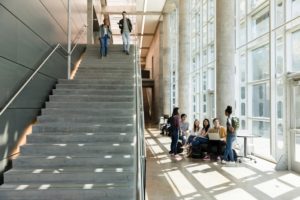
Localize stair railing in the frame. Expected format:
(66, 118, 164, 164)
(0, 25, 87, 118)
(133, 36, 146, 200)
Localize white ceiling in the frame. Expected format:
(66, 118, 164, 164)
(104, 0, 166, 60)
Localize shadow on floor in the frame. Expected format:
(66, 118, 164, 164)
(145, 128, 300, 200)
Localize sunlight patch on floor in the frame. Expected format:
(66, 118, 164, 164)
(278, 173, 300, 187)
(165, 170, 197, 196)
(221, 166, 256, 179)
(186, 165, 230, 188)
(215, 188, 258, 200)
(245, 157, 276, 172)
(254, 179, 294, 198)
(157, 137, 172, 144)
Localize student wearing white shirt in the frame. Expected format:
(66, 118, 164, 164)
(186, 119, 200, 145)
(179, 114, 189, 145)
(118, 11, 132, 55)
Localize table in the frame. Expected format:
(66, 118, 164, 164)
(237, 134, 260, 163)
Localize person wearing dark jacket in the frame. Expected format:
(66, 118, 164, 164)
(99, 19, 112, 58)
(118, 11, 132, 55)
(169, 107, 180, 156)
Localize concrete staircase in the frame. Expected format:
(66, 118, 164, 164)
(0, 45, 137, 199)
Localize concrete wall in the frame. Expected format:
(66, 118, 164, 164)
(0, 0, 87, 173)
(145, 23, 163, 124)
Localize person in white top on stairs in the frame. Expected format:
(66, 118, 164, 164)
(118, 11, 132, 55)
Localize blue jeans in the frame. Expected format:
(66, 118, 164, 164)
(170, 128, 179, 154)
(187, 135, 196, 144)
(223, 133, 236, 161)
(191, 137, 208, 147)
(122, 32, 131, 52)
(100, 35, 109, 56)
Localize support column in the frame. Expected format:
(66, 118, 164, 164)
(216, 0, 235, 124)
(158, 21, 165, 119)
(178, 0, 190, 115)
(87, 0, 94, 44)
(162, 14, 171, 116)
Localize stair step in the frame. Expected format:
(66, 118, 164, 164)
(78, 65, 133, 70)
(5, 168, 134, 184)
(80, 59, 134, 64)
(41, 107, 133, 116)
(74, 75, 134, 79)
(49, 95, 133, 102)
(13, 155, 134, 168)
(27, 133, 134, 143)
(75, 73, 133, 77)
(53, 89, 133, 96)
(0, 185, 133, 200)
(75, 71, 133, 76)
(32, 123, 133, 133)
(37, 115, 133, 123)
(56, 84, 133, 90)
(20, 143, 133, 156)
(80, 59, 134, 63)
(76, 67, 133, 72)
(58, 79, 134, 85)
(46, 102, 133, 109)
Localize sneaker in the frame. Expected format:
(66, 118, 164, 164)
(228, 161, 236, 166)
(203, 155, 210, 161)
(217, 156, 221, 161)
(221, 160, 227, 164)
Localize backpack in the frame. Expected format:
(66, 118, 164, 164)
(231, 117, 240, 131)
(167, 116, 175, 132)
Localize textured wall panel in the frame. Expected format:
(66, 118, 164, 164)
(0, 0, 87, 173)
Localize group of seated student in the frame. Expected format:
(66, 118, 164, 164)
(169, 106, 237, 165)
(184, 118, 225, 160)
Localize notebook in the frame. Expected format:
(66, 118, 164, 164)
(208, 133, 221, 141)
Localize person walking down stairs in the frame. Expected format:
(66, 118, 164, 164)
(118, 11, 132, 55)
(99, 18, 112, 59)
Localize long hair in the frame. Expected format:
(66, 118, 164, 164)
(193, 119, 200, 132)
(172, 107, 179, 116)
(202, 118, 210, 132)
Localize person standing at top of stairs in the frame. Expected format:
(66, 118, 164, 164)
(99, 18, 112, 59)
(118, 11, 132, 55)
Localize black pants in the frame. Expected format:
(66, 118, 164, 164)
(208, 140, 226, 157)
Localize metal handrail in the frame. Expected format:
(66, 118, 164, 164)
(133, 35, 146, 200)
(0, 25, 87, 118)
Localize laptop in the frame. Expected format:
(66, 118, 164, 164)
(208, 133, 221, 141)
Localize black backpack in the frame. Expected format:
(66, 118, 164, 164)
(167, 116, 175, 132)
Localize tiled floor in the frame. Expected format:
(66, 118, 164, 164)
(145, 128, 300, 200)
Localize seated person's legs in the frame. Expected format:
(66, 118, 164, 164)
(187, 135, 196, 145)
(181, 135, 187, 145)
(217, 141, 226, 158)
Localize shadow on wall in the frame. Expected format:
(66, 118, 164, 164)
(0, 46, 86, 185)
(0, 113, 37, 185)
